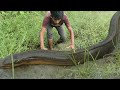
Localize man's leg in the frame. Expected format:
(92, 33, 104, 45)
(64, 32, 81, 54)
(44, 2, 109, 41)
(47, 24, 54, 50)
(55, 25, 66, 45)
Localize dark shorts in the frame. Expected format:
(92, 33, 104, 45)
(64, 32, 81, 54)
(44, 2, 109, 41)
(46, 24, 66, 42)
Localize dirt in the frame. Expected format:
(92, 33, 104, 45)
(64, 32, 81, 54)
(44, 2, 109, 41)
(0, 43, 120, 79)
(0, 65, 70, 79)
(0, 56, 116, 79)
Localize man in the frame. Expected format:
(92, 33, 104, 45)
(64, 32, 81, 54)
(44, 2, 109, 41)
(40, 11, 74, 50)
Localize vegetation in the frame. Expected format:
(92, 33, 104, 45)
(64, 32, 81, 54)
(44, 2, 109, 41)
(0, 11, 115, 57)
(1, 11, 120, 79)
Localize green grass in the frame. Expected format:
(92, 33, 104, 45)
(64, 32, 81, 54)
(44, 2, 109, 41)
(1, 11, 120, 79)
(65, 11, 115, 49)
(0, 11, 44, 58)
(0, 11, 115, 57)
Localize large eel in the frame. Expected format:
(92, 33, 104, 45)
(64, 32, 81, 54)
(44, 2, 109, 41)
(0, 11, 120, 69)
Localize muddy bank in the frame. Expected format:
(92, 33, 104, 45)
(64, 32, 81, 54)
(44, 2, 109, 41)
(0, 65, 68, 79)
(0, 55, 116, 79)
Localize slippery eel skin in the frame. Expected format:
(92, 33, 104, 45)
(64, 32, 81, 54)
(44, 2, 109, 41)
(0, 11, 120, 69)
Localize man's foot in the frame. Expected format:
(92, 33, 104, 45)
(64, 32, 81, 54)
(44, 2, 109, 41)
(40, 47, 48, 50)
(48, 39, 53, 50)
(55, 38, 65, 45)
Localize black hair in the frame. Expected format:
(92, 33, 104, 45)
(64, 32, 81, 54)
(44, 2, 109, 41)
(50, 11, 64, 19)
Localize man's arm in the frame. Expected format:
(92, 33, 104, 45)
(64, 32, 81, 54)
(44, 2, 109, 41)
(40, 26, 47, 49)
(66, 25, 75, 49)
(40, 13, 50, 50)
(64, 15, 75, 49)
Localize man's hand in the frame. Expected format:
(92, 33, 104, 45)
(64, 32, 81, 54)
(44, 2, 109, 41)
(66, 44, 74, 49)
(66, 44, 76, 53)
